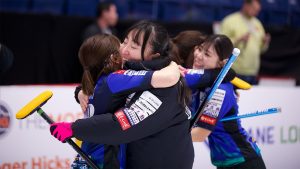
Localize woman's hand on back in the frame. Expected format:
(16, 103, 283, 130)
(151, 61, 180, 88)
(178, 65, 187, 77)
(78, 90, 89, 113)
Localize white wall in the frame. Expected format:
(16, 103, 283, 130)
(0, 86, 82, 169)
(0, 85, 299, 169)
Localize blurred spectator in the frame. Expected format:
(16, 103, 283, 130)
(0, 44, 14, 83)
(221, 0, 271, 85)
(82, 1, 118, 41)
(173, 31, 206, 68)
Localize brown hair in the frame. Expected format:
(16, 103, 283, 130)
(172, 30, 206, 68)
(79, 34, 122, 95)
(168, 40, 182, 64)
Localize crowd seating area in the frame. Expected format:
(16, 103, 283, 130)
(0, 0, 300, 27)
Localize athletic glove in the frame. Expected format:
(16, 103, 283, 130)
(50, 122, 73, 143)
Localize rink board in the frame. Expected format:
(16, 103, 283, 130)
(0, 85, 299, 169)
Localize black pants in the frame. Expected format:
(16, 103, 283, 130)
(217, 156, 266, 169)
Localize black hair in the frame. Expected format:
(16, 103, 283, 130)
(244, 0, 260, 4)
(124, 20, 191, 106)
(124, 20, 171, 61)
(202, 34, 234, 61)
(96, 1, 115, 18)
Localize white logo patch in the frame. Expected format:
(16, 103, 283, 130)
(185, 106, 192, 119)
(126, 93, 135, 105)
(187, 69, 204, 74)
(203, 89, 226, 118)
(124, 70, 147, 76)
(124, 91, 162, 126)
(87, 104, 95, 117)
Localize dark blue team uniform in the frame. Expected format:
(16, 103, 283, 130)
(72, 61, 236, 169)
(75, 69, 154, 169)
(72, 72, 194, 168)
(71, 64, 236, 169)
(185, 70, 262, 168)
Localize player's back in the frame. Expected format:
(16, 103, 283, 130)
(125, 83, 194, 169)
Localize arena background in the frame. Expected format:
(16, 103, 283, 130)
(1, 86, 299, 169)
(1, 0, 300, 169)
